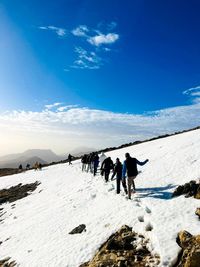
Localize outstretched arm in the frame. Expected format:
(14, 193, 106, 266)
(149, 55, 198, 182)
(136, 159, 149, 166)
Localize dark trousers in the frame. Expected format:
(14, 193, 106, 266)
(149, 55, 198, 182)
(116, 175, 128, 194)
(93, 165, 98, 176)
(117, 178, 121, 194)
(122, 179, 128, 194)
(105, 170, 110, 182)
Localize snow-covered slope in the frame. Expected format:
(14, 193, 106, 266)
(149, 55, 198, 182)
(0, 129, 200, 267)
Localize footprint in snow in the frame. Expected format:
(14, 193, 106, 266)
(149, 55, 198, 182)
(135, 202, 141, 207)
(90, 193, 96, 199)
(145, 206, 152, 214)
(78, 189, 83, 192)
(108, 185, 115, 192)
(138, 215, 144, 222)
(145, 222, 153, 231)
(135, 198, 141, 202)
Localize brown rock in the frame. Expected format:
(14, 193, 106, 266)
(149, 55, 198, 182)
(175, 231, 200, 267)
(79, 225, 160, 267)
(177, 231, 193, 249)
(172, 181, 199, 198)
(0, 257, 17, 267)
(195, 185, 200, 199)
(195, 208, 200, 219)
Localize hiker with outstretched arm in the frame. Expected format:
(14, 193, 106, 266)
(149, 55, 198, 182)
(122, 153, 149, 199)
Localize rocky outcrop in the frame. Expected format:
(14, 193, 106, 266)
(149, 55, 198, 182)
(0, 181, 40, 205)
(175, 230, 200, 267)
(0, 168, 22, 177)
(172, 180, 200, 199)
(0, 257, 16, 267)
(69, 224, 86, 234)
(195, 208, 200, 219)
(80, 225, 160, 267)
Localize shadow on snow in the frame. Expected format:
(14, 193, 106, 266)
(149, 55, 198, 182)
(137, 184, 176, 200)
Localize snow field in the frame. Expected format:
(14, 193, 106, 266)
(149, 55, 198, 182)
(0, 129, 200, 266)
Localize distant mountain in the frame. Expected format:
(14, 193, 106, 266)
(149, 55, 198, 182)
(0, 147, 97, 169)
(20, 156, 47, 167)
(0, 156, 47, 169)
(68, 146, 96, 156)
(0, 149, 64, 168)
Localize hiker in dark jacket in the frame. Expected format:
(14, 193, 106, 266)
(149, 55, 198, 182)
(101, 157, 114, 182)
(86, 153, 93, 173)
(86, 154, 91, 172)
(111, 158, 128, 194)
(89, 152, 95, 173)
(81, 154, 87, 171)
(26, 163, 30, 170)
(38, 163, 42, 170)
(18, 164, 23, 172)
(68, 154, 73, 165)
(92, 153, 99, 176)
(122, 153, 149, 199)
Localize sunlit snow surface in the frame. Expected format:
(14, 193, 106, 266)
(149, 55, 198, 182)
(0, 129, 200, 267)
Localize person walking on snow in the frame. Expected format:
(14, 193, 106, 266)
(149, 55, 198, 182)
(99, 152, 106, 166)
(93, 153, 99, 176)
(122, 153, 149, 199)
(101, 157, 114, 182)
(68, 154, 73, 165)
(111, 158, 128, 194)
(81, 154, 87, 171)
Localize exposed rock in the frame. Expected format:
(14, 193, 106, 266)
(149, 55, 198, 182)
(172, 180, 199, 198)
(176, 231, 193, 249)
(0, 168, 22, 178)
(79, 225, 160, 267)
(195, 208, 200, 219)
(69, 224, 86, 234)
(0, 257, 17, 267)
(174, 230, 200, 267)
(195, 185, 200, 199)
(0, 181, 40, 205)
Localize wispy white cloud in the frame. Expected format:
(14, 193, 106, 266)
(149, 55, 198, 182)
(71, 23, 119, 47)
(72, 47, 102, 69)
(39, 22, 119, 70)
(0, 98, 200, 155)
(57, 105, 79, 112)
(45, 102, 62, 110)
(39, 26, 67, 37)
(71, 25, 89, 37)
(183, 85, 200, 103)
(87, 33, 119, 46)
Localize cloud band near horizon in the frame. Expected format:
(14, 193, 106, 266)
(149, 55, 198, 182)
(1, 92, 200, 156)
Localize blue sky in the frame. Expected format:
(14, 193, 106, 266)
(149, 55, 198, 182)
(0, 0, 200, 155)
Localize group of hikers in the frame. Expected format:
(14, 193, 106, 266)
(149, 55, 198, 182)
(81, 152, 149, 199)
(81, 152, 102, 175)
(18, 151, 149, 200)
(18, 161, 43, 171)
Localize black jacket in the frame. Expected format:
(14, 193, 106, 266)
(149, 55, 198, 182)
(113, 162, 123, 178)
(101, 158, 114, 171)
(123, 157, 148, 177)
